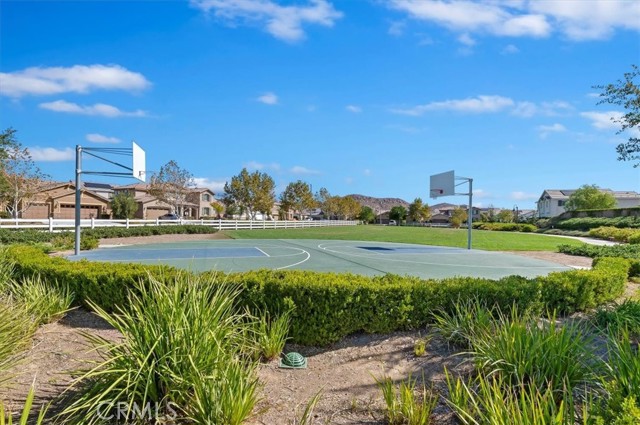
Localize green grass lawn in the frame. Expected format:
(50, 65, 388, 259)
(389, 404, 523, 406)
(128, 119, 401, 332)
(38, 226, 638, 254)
(224, 225, 583, 251)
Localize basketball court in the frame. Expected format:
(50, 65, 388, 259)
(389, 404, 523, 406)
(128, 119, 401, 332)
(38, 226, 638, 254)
(69, 239, 569, 279)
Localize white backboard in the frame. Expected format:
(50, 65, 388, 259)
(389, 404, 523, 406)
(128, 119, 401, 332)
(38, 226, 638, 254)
(430, 170, 455, 198)
(132, 142, 146, 182)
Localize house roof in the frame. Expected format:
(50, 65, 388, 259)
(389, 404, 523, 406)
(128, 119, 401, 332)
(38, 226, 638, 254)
(85, 182, 113, 190)
(540, 189, 640, 201)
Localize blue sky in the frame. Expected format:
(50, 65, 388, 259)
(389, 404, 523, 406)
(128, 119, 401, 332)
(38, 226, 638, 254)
(1, 0, 639, 210)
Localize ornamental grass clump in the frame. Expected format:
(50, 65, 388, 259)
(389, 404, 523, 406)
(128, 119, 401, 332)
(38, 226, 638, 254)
(60, 271, 259, 425)
(445, 370, 589, 425)
(254, 308, 292, 361)
(431, 298, 495, 348)
(469, 309, 596, 396)
(590, 329, 640, 423)
(6, 274, 74, 326)
(593, 299, 640, 337)
(375, 374, 438, 425)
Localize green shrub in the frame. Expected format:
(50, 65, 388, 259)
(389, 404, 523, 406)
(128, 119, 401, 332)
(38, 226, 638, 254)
(589, 227, 640, 243)
(60, 272, 259, 425)
(0, 225, 218, 248)
(559, 243, 640, 259)
(472, 223, 537, 232)
(3, 246, 631, 346)
(555, 216, 640, 231)
(539, 257, 629, 314)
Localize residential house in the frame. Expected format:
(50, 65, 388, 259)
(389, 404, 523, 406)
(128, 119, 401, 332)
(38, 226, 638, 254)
(430, 203, 481, 224)
(17, 181, 111, 219)
(536, 189, 640, 218)
(186, 188, 221, 218)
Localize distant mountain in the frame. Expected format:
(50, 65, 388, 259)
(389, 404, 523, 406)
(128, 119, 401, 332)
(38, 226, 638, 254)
(346, 194, 410, 212)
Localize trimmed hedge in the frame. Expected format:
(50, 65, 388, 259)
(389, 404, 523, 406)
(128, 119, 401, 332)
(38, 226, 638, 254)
(589, 226, 640, 244)
(472, 223, 537, 232)
(0, 225, 217, 246)
(4, 245, 631, 346)
(555, 217, 640, 231)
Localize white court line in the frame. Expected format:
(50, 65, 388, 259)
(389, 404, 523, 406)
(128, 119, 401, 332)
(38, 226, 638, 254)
(276, 249, 311, 270)
(255, 247, 271, 257)
(316, 243, 567, 270)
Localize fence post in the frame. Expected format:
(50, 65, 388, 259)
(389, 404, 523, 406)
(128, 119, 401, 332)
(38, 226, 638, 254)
(91, 217, 95, 229)
(49, 217, 53, 232)
(218, 219, 221, 231)
(235, 221, 238, 230)
(126, 218, 130, 229)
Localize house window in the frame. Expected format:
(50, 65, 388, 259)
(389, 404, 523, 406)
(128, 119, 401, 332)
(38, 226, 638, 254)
(558, 200, 565, 206)
(202, 207, 210, 216)
(202, 194, 210, 202)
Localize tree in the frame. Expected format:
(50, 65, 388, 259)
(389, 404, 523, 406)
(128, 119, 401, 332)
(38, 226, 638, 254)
(496, 209, 514, 223)
(389, 205, 407, 224)
(337, 196, 361, 220)
(280, 180, 316, 219)
(110, 192, 138, 219)
(358, 206, 376, 224)
(315, 187, 339, 219)
(148, 160, 195, 216)
(450, 207, 468, 228)
(211, 202, 224, 219)
(0, 128, 49, 218)
(223, 168, 275, 219)
(595, 65, 640, 166)
(564, 184, 616, 211)
(408, 198, 432, 223)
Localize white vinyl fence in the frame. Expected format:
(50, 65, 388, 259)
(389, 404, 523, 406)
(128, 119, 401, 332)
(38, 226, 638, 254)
(0, 218, 358, 232)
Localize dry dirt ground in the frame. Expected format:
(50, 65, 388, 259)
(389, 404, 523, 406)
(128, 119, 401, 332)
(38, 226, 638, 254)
(1, 235, 634, 424)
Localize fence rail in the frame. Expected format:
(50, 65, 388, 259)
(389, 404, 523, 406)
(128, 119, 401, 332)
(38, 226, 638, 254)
(0, 218, 358, 232)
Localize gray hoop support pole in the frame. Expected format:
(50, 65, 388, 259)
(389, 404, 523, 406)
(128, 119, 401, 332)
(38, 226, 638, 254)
(467, 178, 473, 250)
(74, 145, 82, 256)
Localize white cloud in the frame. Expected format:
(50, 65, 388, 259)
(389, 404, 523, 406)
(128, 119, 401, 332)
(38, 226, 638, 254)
(193, 177, 228, 193)
(537, 123, 567, 139)
(388, 0, 639, 41)
(388, 20, 406, 36)
(392, 95, 514, 116)
(291, 165, 319, 175)
(457, 32, 476, 46)
(389, 0, 550, 38)
(510, 191, 538, 201)
(581, 111, 623, 130)
(86, 133, 121, 144)
(346, 105, 362, 113)
(245, 161, 281, 171)
(257, 92, 278, 105)
(190, 0, 343, 42)
(473, 189, 493, 199)
(529, 0, 640, 40)
(511, 101, 537, 117)
(0, 64, 150, 98)
(27, 147, 74, 162)
(39, 100, 147, 117)
(501, 44, 520, 54)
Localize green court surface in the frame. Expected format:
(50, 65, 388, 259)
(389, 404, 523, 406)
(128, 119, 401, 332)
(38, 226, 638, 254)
(70, 239, 570, 279)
